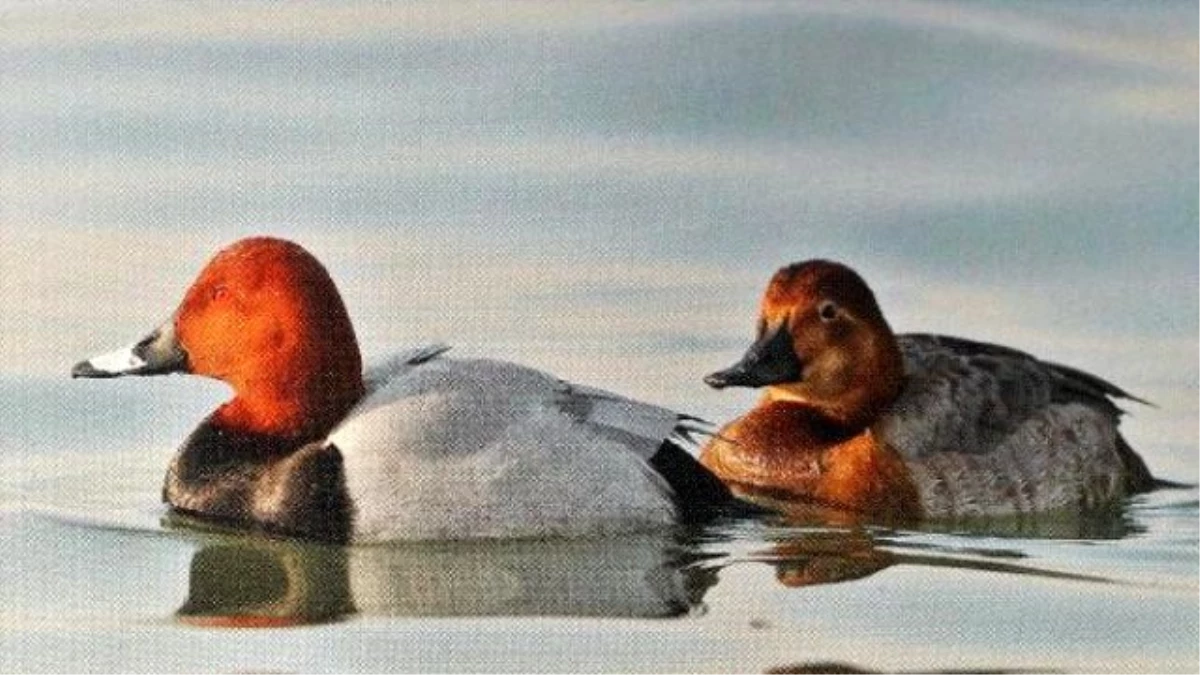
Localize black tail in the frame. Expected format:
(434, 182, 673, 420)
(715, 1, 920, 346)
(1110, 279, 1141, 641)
(1116, 436, 1192, 493)
(649, 439, 769, 523)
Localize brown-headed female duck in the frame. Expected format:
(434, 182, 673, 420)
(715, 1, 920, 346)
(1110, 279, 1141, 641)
(700, 260, 1163, 523)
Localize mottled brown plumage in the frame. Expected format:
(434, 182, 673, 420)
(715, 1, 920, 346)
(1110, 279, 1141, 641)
(703, 260, 1157, 521)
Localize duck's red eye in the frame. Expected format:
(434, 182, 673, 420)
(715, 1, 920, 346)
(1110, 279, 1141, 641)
(818, 300, 838, 321)
(211, 285, 228, 301)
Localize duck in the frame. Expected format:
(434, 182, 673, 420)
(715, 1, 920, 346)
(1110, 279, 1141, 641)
(72, 236, 736, 543)
(699, 259, 1163, 523)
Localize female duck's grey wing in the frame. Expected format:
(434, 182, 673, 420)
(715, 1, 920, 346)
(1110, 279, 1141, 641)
(875, 334, 1154, 516)
(880, 334, 1142, 457)
(915, 334, 1146, 408)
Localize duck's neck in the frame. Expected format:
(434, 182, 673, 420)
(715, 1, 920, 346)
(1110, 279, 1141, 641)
(764, 331, 905, 430)
(214, 376, 365, 442)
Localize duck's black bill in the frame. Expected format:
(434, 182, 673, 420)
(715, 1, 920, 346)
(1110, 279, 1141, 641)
(704, 323, 802, 389)
(71, 321, 188, 379)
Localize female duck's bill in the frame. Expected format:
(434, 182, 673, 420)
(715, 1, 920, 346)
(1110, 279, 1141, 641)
(72, 237, 739, 543)
(699, 259, 1162, 524)
(703, 320, 802, 390)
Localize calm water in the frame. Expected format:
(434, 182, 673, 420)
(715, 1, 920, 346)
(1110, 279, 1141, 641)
(1, 2, 1197, 672)
(1, 379, 1196, 672)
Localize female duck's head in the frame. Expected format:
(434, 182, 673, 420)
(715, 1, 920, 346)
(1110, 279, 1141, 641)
(705, 260, 905, 429)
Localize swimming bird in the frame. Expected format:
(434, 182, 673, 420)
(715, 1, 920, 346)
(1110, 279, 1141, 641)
(72, 236, 734, 543)
(700, 260, 1162, 522)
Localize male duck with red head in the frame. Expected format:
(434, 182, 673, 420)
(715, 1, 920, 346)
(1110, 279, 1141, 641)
(701, 260, 1162, 523)
(73, 237, 734, 543)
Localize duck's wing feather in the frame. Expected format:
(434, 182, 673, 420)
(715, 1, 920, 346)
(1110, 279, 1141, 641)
(334, 356, 736, 539)
(879, 334, 1158, 515)
(361, 344, 452, 391)
(553, 381, 706, 458)
(909, 334, 1145, 408)
(553, 381, 736, 521)
(881, 333, 1142, 460)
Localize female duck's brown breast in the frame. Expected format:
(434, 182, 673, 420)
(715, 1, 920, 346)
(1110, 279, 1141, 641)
(701, 402, 922, 522)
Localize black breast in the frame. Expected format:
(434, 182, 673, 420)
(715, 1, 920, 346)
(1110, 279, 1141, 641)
(163, 420, 353, 543)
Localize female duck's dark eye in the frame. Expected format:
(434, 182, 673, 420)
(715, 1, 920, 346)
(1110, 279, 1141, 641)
(818, 300, 838, 321)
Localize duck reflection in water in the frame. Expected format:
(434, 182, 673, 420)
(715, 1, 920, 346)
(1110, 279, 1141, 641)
(174, 499, 1141, 627)
(177, 539, 354, 627)
(748, 491, 1142, 590)
(758, 522, 1124, 591)
(173, 523, 719, 627)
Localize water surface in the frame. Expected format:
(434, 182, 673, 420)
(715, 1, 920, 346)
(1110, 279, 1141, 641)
(1, 2, 1196, 672)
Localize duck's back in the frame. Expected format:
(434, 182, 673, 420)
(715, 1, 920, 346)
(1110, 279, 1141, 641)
(328, 349, 687, 541)
(875, 334, 1154, 518)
